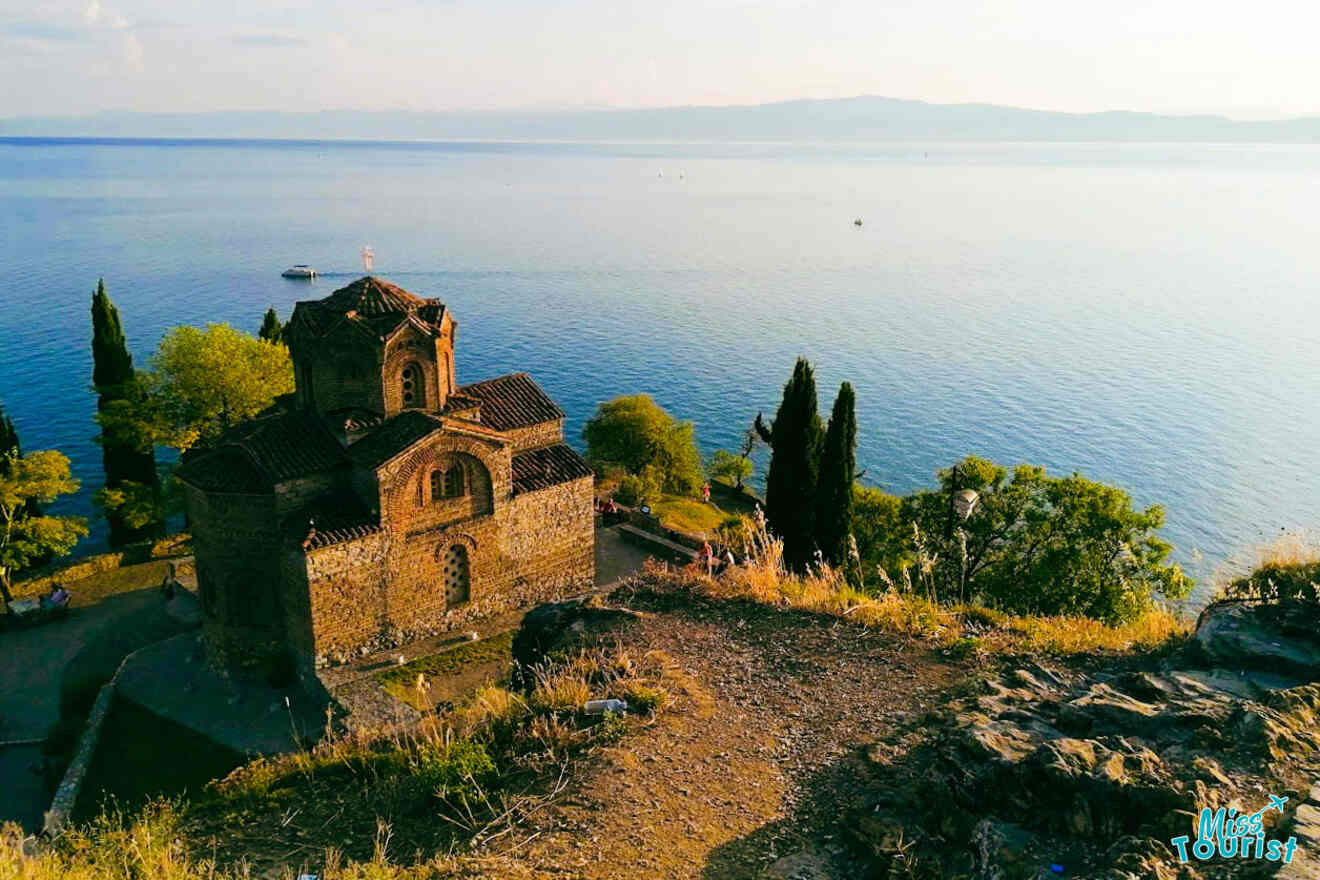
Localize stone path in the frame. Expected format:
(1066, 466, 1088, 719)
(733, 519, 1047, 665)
(0, 560, 202, 832)
(116, 632, 327, 756)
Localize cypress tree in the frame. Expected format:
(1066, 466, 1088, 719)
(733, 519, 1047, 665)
(92, 279, 162, 544)
(0, 404, 18, 462)
(815, 382, 857, 571)
(259, 307, 284, 344)
(754, 358, 824, 571)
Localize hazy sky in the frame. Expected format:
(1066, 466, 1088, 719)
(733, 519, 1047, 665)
(1, 0, 1316, 119)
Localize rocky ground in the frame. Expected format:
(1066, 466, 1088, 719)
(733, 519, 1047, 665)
(475, 589, 1320, 880)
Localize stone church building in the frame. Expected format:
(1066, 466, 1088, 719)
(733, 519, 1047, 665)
(177, 277, 595, 678)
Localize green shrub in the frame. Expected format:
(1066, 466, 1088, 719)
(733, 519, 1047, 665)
(1224, 561, 1320, 602)
(414, 738, 496, 799)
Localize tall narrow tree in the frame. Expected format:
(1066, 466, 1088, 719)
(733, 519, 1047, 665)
(258, 307, 284, 344)
(815, 382, 857, 571)
(0, 404, 18, 462)
(755, 358, 824, 571)
(91, 279, 162, 544)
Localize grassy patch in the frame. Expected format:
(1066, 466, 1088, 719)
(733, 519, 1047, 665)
(649, 494, 728, 535)
(375, 631, 514, 710)
(14, 559, 176, 607)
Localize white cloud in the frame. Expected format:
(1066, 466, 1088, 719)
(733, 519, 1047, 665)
(83, 0, 101, 24)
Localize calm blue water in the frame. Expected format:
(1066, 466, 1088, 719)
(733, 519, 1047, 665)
(3, 138, 1320, 598)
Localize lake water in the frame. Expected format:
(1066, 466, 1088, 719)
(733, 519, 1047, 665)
(2, 138, 1319, 601)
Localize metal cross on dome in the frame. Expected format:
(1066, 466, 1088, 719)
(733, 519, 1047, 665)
(360, 246, 375, 272)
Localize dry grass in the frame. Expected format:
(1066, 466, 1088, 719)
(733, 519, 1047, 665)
(0, 638, 679, 880)
(639, 509, 1189, 657)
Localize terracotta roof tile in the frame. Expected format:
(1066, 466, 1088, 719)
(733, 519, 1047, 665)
(512, 444, 593, 494)
(175, 447, 268, 493)
(347, 410, 444, 468)
(176, 408, 346, 490)
(458, 373, 564, 432)
(284, 492, 382, 550)
(287, 276, 446, 344)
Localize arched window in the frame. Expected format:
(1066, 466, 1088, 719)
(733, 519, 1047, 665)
(444, 464, 464, 498)
(428, 464, 465, 502)
(441, 544, 470, 606)
(400, 363, 425, 408)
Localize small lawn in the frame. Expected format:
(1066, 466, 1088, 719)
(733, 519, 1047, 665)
(649, 495, 729, 536)
(376, 631, 515, 711)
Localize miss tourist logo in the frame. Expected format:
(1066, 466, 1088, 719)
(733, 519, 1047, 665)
(1171, 794, 1299, 865)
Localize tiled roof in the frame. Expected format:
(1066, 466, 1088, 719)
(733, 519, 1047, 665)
(512, 444, 593, 493)
(317, 276, 432, 316)
(347, 410, 444, 467)
(175, 447, 268, 493)
(287, 276, 446, 343)
(284, 492, 382, 550)
(442, 393, 482, 415)
(176, 408, 347, 491)
(326, 406, 386, 431)
(458, 373, 564, 431)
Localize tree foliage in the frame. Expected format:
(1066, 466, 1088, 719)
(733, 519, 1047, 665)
(258, 307, 284, 344)
(100, 324, 294, 453)
(707, 449, 753, 489)
(583, 394, 703, 496)
(815, 382, 856, 569)
(851, 485, 908, 577)
(893, 456, 1191, 623)
(755, 358, 824, 571)
(91, 279, 162, 544)
(0, 449, 88, 600)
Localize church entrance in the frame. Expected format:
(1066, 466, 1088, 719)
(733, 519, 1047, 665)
(441, 544, 470, 606)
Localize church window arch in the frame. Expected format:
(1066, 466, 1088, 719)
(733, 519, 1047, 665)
(429, 463, 466, 501)
(400, 362, 425, 408)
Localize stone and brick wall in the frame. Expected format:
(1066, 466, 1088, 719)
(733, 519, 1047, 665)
(185, 485, 295, 677)
(302, 472, 594, 665)
(503, 418, 567, 452)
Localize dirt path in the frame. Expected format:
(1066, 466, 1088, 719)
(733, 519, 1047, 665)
(499, 595, 969, 878)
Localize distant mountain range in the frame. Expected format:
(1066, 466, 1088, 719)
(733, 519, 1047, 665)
(6, 96, 1320, 141)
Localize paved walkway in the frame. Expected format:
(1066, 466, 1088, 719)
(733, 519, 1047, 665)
(0, 560, 201, 832)
(117, 633, 326, 755)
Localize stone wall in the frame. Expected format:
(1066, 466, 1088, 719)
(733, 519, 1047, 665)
(304, 474, 594, 666)
(297, 325, 387, 416)
(185, 485, 294, 678)
(503, 418, 567, 452)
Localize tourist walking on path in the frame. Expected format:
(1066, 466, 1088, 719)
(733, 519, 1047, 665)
(702, 483, 711, 504)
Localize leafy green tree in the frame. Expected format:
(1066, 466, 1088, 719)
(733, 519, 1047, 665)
(815, 382, 857, 570)
(707, 449, 753, 490)
(851, 485, 908, 581)
(258, 307, 284, 344)
(91, 279, 163, 544)
(755, 358, 824, 570)
(0, 449, 88, 603)
(899, 456, 1191, 622)
(100, 324, 295, 453)
(583, 395, 704, 496)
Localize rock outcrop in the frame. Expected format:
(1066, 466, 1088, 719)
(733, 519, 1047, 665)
(512, 598, 646, 687)
(1193, 599, 1320, 681)
(847, 601, 1320, 879)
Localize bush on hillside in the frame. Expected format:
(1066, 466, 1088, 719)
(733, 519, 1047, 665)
(583, 395, 703, 496)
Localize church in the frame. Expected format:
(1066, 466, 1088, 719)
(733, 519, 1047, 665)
(176, 277, 595, 679)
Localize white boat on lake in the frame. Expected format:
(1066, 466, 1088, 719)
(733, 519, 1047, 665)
(282, 264, 317, 279)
